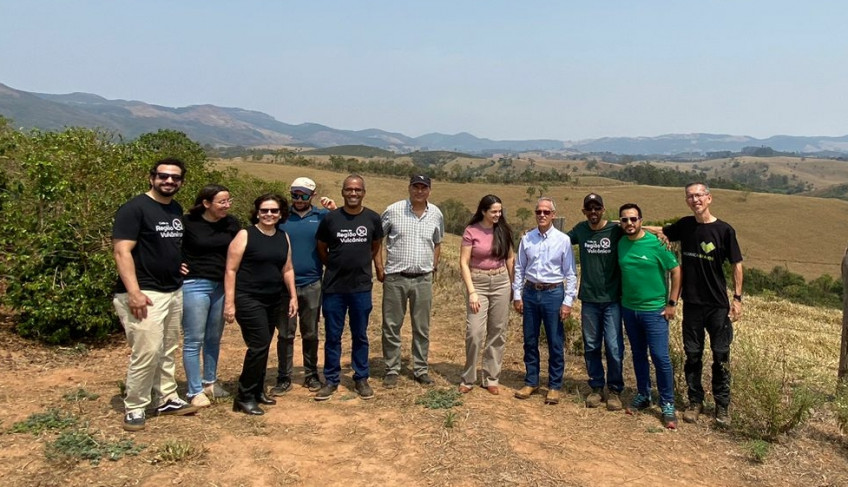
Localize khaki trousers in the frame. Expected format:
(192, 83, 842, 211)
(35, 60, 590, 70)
(113, 289, 182, 412)
(461, 268, 511, 387)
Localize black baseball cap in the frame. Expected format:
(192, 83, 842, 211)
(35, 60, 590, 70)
(409, 175, 431, 187)
(583, 193, 604, 208)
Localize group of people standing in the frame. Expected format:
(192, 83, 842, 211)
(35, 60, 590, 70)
(112, 157, 742, 433)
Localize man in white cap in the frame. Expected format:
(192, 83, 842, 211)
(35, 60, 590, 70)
(271, 177, 336, 395)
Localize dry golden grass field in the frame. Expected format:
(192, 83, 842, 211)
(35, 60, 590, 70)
(1, 159, 846, 486)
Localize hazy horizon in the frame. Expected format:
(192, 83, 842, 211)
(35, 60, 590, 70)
(1, 1, 846, 141)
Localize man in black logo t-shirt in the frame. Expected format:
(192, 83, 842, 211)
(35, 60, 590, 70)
(112, 158, 199, 431)
(314, 174, 384, 401)
(659, 182, 743, 426)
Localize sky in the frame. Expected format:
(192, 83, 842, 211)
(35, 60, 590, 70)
(1, 1, 846, 141)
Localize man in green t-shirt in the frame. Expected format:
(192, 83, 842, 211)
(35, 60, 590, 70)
(618, 203, 682, 429)
(567, 193, 624, 411)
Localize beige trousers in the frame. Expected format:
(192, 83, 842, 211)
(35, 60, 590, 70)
(461, 268, 511, 387)
(113, 289, 183, 412)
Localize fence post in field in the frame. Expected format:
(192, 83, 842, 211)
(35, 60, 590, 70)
(840, 246, 848, 382)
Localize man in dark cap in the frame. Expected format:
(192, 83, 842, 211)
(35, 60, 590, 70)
(380, 175, 444, 388)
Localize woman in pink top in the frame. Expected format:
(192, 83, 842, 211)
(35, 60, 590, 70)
(459, 195, 515, 395)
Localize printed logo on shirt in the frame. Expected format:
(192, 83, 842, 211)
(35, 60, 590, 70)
(700, 241, 716, 254)
(584, 237, 612, 254)
(156, 219, 183, 239)
(337, 226, 369, 244)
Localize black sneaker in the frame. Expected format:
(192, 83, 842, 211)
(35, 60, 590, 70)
(383, 374, 399, 389)
(414, 373, 434, 386)
(314, 383, 338, 401)
(304, 376, 323, 393)
(123, 410, 145, 431)
(270, 379, 293, 396)
(156, 397, 199, 416)
(354, 379, 375, 400)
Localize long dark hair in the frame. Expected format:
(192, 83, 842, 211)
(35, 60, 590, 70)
(468, 194, 513, 260)
(189, 184, 230, 217)
(249, 193, 289, 224)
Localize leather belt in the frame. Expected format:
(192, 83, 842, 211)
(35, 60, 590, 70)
(399, 271, 429, 278)
(525, 281, 563, 291)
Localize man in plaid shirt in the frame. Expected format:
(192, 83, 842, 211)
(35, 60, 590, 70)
(380, 175, 445, 388)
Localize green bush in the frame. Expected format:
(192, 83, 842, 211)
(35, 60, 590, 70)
(437, 198, 472, 236)
(0, 123, 286, 343)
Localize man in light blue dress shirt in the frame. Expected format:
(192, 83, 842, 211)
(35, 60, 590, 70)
(512, 197, 578, 405)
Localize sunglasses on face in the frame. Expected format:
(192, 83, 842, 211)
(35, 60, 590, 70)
(620, 217, 640, 224)
(258, 208, 281, 215)
(155, 172, 183, 182)
(584, 207, 603, 213)
(535, 210, 553, 216)
(290, 193, 312, 201)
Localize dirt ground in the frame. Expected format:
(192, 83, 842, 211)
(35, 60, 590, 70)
(1, 275, 847, 487)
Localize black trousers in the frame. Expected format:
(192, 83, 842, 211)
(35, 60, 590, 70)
(235, 292, 285, 400)
(682, 302, 734, 407)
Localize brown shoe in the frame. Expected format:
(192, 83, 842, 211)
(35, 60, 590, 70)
(485, 385, 500, 395)
(514, 385, 539, 399)
(458, 384, 473, 394)
(606, 392, 623, 411)
(586, 388, 604, 408)
(545, 389, 562, 405)
(683, 403, 703, 423)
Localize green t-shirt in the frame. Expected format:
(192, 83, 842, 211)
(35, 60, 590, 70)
(567, 221, 621, 303)
(618, 232, 679, 311)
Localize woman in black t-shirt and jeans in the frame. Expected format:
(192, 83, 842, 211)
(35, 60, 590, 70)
(181, 185, 241, 407)
(224, 194, 298, 415)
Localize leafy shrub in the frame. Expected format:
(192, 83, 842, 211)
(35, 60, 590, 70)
(437, 198, 472, 236)
(0, 122, 287, 343)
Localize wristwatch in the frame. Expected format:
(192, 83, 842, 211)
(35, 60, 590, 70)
(733, 294, 742, 302)
(667, 299, 677, 307)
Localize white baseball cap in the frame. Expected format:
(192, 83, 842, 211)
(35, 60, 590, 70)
(291, 177, 317, 193)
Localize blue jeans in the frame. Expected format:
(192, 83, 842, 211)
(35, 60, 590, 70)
(622, 307, 674, 406)
(181, 279, 225, 397)
(581, 301, 624, 393)
(521, 285, 565, 390)
(323, 291, 373, 385)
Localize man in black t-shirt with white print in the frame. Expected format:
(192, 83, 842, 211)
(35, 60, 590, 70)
(112, 158, 198, 431)
(658, 182, 743, 426)
(314, 174, 384, 401)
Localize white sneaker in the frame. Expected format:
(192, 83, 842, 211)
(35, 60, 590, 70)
(190, 392, 211, 408)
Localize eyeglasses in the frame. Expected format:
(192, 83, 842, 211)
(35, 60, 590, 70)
(213, 198, 233, 206)
(620, 217, 641, 224)
(584, 207, 603, 213)
(290, 193, 312, 201)
(535, 210, 553, 216)
(343, 187, 364, 193)
(155, 172, 183, 182)
(686, 193, 709, 201)
(258, 208, 281, 214)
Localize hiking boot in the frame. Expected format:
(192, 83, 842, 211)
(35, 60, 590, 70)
(156, 397, 199, 416)
(314, 383, 338, 401)
(383, 374, 399, 389)
(544, 389, 562, 405)
(586, 388, 604, 408)
(270, 379, 293, 396)
(715, 404, 731, 427)
(414, 373, 434, 386)
(626, 393, 652, 414)
(123, 410, 145, 432)
(203, 382, 231, 398)
(354, 379, 375, 400)
(683, 403, 703, 423)
(304, 376, 323, 393)
(189, 392, 211, 408)
(661, 402, 678, 429)
(606, 392, 623, 411)
(514, 385, 539, 400)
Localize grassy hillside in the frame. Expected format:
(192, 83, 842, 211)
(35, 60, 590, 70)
(301, 145, 396, 157)
(214, 160, 848, 280)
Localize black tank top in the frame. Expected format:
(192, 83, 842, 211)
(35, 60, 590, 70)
(235, 226, 290, 296)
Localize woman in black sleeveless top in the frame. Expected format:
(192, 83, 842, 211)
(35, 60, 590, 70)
(224, 194, 297, 415)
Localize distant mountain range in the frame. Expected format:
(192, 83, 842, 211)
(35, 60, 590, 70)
(2, 82, 847, 155)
